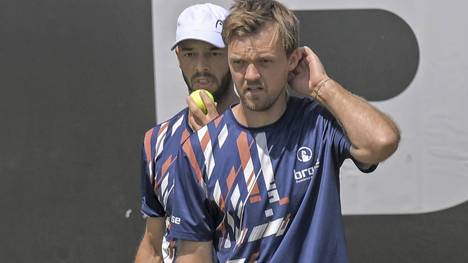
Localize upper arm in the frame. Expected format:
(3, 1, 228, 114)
(175, 240, 213, 263)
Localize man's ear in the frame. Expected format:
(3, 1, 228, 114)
(287, 48, 301, 71)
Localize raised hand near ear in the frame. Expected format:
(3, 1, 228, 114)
(288, 47, 330, 99)
(186, 90, 219, 131)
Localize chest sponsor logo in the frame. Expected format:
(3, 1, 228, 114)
(294, 146, 320, 183)
(294, 162, 320, 183)
(297, 146, 313, 162)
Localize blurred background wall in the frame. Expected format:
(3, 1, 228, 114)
(1, 0, 154, 261)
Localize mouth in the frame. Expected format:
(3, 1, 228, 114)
(193, 77, 215, 89)
(245, 86, 264, 94)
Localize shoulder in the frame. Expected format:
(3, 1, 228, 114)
(158, 108, 189, 132)
(290, 96, 336, 121)
(141, 108, 190, 158)
(143, 108, 190, 139)
(285, 96, 328, 125)
(288, 96, 321, 113)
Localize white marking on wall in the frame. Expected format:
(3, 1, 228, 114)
(125, 209, 132, 218)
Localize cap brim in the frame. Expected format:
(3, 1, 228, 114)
(171, 30, 225, 50)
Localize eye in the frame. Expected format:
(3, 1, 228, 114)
(211, 51, 224, 57)
(231, 59, 243, 65)
(183, 52, 194, 57)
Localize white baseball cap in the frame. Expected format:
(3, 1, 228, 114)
(171, 3, 229, 50)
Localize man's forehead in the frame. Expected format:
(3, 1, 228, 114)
(228, 23, 282, 56)
(178, 39, 223, 51)
(228, 35, 280, 57)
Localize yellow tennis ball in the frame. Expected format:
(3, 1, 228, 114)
(190, 89, 214, 114)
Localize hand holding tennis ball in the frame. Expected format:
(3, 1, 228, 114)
(187, 89, 218, 131)
(189, 89, 215, 114)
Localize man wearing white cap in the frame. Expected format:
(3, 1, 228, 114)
(134, 3, 237, 263)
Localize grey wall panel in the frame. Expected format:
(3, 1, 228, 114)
(344, 201, 468, 263)
(296, 9, 419, 101)
(0, 0, 154, 262)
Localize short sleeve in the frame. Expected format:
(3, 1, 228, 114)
(326, 113, 378, 173)
(140, 145, 166, 217)
(169, 142, 215, 242)
(139, 128, 166, 217)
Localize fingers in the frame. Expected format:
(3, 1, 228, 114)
(299, 46, 318, 67)
(186, 93, 219, 131)
(297, 56, 308, 73)
(302, 46, 317, 63)
(188, 111, 202, 131)
(199, 91, 218, 116)
(301, 46, 328, 84)
(186, 96, 206, 119)
(186, 96, 206, 131)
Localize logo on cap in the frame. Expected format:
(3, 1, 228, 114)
(216, 19, 223, 30)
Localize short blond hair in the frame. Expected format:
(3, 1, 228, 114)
(222, 0, 299, 56)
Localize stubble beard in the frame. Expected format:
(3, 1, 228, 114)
(237, 84, 286, 112)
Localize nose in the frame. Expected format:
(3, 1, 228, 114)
(195, 54, 209, 72)
(245, 63, 260, 81)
